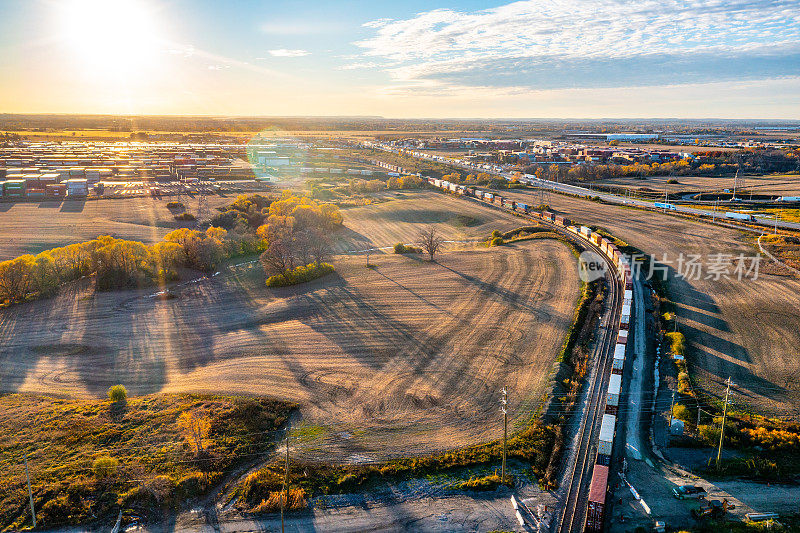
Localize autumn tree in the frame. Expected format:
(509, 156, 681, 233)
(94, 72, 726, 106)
(178, 410, 211, 456)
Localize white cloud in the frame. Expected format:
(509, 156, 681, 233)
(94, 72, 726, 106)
(268, 49, 311, 58)
(354, 0, 800, 91)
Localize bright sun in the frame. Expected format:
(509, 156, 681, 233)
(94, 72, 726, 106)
(56, 0, 163, 78)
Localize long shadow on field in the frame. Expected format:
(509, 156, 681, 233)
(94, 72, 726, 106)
(59, 200, 85, 212)
(434, 261, 543, 316)
(333, 226, 375, 253)
(692, 347, 787, 403)
(0, 202, 13, 212)
(659, 266, 788, 404)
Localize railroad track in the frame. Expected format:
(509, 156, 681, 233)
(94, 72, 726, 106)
(555, 250, 622, 532)
(426, 183, 627, 532)
(456, 194, 625, 531)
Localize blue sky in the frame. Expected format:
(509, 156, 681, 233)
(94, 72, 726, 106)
(1, 0, 799, 118)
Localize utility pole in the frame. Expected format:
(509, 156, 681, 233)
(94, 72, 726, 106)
(281, 429, 289, 533)
(668, 391, 676, 434)
(501, 387, 508, 483)
(716, 377, 733, 468)
(24, 454, 36, 528)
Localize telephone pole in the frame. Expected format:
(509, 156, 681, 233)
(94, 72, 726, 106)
(501, 387, 508, 483)
(716, 377, 733, 468)
(668, 391, 676, 433)
(24, 454, 36, 528)
(281, 428, 289, 533)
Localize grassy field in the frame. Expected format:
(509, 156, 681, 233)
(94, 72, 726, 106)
(502, 188, 800, 417)
(595, 173, 800, 196)
(0, 393, 294, 530)
(0, 192, 580, 461)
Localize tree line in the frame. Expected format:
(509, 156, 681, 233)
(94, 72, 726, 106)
(0, 193, 344, 304)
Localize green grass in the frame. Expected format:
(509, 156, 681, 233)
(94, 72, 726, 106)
(0, 393, 294, 530)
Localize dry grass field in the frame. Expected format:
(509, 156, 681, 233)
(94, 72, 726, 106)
(0, 195, 233, 259)
(504, 188, 800, 417)
(334, 190, 524, 252)
(0, 193, 579, 461)
(595, 173, 800, 196)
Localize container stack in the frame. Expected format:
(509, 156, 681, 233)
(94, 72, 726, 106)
(66, 178, 88, 197)
(46, 184, 67, 198)
(4, 179, 27, 198)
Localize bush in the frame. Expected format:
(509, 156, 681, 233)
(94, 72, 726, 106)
(107, 384, 128, 403)
(265, 263, 334, 287)
(92, 456, 119, 479)
(490, 237, 504, 246)
(458, 472, 512, 491)
(673, 404, 693, 424)
(491, 229, 502, 239)
(166, 201, 185, 209)
(174, 212, 197, 221)
(251, 488, 307, 513)
(665, 331, 686, 356)
(394, 243, 422, 254)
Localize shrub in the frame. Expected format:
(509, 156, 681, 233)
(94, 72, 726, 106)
(665, 332, 686, 356)
(107, 384, 128, 403)
(673, 404, 692, 424)
(393, 243, 422, 254)
(491, 229, 502, 239)
(490, 237, 504, 246)
(458, 472, 512, 491)
(166, 201, 185, 209)
(265, 263, 334, 287)
(667, 178, 679, 184)
(174, 212, 197, 221)
(92, 456, 119, 479)
(251, 488, 307, 513)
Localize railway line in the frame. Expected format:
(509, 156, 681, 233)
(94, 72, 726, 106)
(426, 177, 632, 532)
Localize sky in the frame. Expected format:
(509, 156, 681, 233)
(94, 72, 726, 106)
(1, 0, 799, 118)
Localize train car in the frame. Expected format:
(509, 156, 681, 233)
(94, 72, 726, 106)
(620, 304, 631, 329)
(617, 330, 628, 345)
(586, 465, 609, 533)
(606, 374, 621, 415)
(580, 226, 592, 238)
(449, 183, 458, 192)
(494, 195, 504, 205)
(598, 413, 616, 457)
(612, 343, 626, 374)
(516, 202, 529, 213)
(567, 225, 579, 235)
(433, 179, 442, 187)
(625, 273, 633, 290)
(484, 192, 494, 200)
(466, 187, 476, 197)
(590, 233, 602, 246)
(725, 211, 755, 222)
(542, 210, 555, 221)
(554, 215, 570, 226)
(427, 177, 436, 185)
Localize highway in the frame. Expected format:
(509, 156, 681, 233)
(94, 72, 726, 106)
(363, 141, 800, 232)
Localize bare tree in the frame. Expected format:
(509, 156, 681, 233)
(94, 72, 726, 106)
(418, 225, 444, 261)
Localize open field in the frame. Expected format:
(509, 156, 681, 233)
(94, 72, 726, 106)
(501, 188, 800, 417)
(333, 190, 525, 252)
(0, 193, 579, 460)
(0, 195, 233, 259)
(594, 173, 800, 196)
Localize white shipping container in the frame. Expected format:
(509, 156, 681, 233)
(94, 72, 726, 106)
(598, 414, 616, 456)
(614, 343, 626, 360)
(612, 356, 625, 372)
(607, 374, 621, 407)
(624, 289, 633, 300)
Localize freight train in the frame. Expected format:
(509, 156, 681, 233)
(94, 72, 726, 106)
(426, 176, 631, 531)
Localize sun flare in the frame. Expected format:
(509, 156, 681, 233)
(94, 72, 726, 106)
(56, 0, 163, 78)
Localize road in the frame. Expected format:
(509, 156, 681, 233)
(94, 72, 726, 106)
(363, 141, 800, 232)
